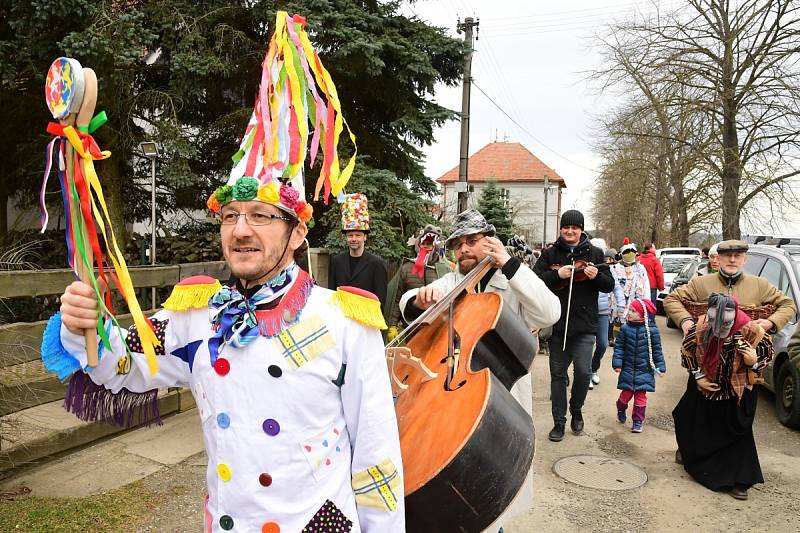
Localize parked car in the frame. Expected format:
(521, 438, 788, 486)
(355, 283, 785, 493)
(742, 243, 800, 429)
(656, 254, 698, 314)
(664, 257, 708, 328)
(656, 247, 702, 258)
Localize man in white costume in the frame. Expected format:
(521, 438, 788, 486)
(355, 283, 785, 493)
(399, 208, 561, 530)
(41, 11, 403, 533)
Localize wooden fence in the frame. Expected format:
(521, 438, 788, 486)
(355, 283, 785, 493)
(0, 250, 333, 473)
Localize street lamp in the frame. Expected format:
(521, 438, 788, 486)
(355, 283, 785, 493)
(139, 141, 159, 308)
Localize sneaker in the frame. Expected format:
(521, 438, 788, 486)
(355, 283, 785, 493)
(631, 420, 643, 433)
(588, 380, 594, 390)
(591, 372, 600, 385)
(548, 423, 565, 442)
(570, 412, 584, 434)
(617, 410, 627, 424)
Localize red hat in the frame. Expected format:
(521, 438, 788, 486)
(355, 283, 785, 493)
(630, 299, 657, 317)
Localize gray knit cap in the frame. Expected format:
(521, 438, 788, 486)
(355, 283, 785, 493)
(445, 209, 496, 247)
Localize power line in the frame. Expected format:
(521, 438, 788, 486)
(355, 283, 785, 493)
(471, 81, 599, 173)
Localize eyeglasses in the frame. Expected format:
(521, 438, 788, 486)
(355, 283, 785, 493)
(450, 235, 484, 250)
(219, 211, 294, 226)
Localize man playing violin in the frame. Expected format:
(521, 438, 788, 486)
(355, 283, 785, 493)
(533, 209, 615, 442)
(399, 208, 561, 529)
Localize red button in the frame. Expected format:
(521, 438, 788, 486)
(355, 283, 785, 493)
(259, 473, 273, 487)
(262, 522, 280, 533)
(214, 358, 230, 376)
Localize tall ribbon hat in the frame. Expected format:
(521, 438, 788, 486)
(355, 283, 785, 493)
(207, 11, 357, 222)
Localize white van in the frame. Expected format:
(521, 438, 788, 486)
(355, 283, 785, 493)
(656, 247, 701, 258)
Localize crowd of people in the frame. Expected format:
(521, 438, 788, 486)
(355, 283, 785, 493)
(326, 202, 797, 509)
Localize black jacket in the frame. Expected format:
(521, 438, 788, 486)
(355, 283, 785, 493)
(533, 234, 614, 336)
(329, 250, 388, 308)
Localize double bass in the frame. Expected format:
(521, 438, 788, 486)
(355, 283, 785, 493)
(387, 256, 538, 532)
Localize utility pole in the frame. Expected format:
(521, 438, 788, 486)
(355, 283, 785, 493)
(542, 174, 550, 248)
(456, 17, 479, 213)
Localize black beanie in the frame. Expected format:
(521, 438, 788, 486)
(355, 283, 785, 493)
(560, 209, 584, 230)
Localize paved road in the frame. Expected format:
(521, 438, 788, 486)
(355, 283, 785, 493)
(509, 315, 800, 532)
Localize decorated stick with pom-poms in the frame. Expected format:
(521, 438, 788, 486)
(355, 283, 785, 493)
(42, 58, 160, 374)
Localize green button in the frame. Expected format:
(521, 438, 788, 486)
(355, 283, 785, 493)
(220, 515, 234, 530)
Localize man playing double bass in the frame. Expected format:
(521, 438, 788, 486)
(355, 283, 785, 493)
(399, 208, 561, 528)
(533, 209, 616, 442)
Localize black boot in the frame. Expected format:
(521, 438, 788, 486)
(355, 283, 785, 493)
(570, 411, 584, 434)
(548, 423, 565, 442)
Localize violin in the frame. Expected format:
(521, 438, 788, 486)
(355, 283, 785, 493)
(549, 254, 610, 289)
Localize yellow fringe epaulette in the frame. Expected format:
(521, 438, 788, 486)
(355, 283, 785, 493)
(331, 286, 387, 330)
(162, 275, 222, 311)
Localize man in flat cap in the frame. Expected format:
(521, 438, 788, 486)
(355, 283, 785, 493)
(664, 239, 796, 501)
(664, 239, 795, 336)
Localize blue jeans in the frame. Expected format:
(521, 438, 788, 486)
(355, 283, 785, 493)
(549, 333, 596, 424)
(650, 288, 658, 305)
(592, 314, 609, 373)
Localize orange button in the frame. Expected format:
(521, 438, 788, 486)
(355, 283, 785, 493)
(262, 522, 280, 533)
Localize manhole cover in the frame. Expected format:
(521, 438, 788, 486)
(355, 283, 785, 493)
(553, 455, 647, 490)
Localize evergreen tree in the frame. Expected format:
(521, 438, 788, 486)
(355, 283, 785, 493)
(0, 0, 465, 253)
(477, 181, 513, 243)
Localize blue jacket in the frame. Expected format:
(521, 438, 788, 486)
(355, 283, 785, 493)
(612, 319, 666, 392)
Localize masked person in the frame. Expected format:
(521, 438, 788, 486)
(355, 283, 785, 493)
(386, 224, 451, 340)
(533, 210, 615, 441)
(672, 293, 773, 500)
(612, 239, 651, 324)
(41, 14, 404, 531)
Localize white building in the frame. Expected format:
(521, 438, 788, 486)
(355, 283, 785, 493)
(437, 141, 566, 247)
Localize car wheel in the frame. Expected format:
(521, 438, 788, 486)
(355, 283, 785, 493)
(666, 315, 678, 329)
(775, 359, 800, 429)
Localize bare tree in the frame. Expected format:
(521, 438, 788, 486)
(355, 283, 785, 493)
(602, 0, 800, 239)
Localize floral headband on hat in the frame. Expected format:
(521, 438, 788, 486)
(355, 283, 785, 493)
(207, 11, 356, 224)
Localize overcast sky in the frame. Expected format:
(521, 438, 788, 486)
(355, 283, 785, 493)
(400, 0, 800, 237)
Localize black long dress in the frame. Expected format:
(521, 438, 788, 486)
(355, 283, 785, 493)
(672, 377, 763, 490)
(672, 323, 772, 491)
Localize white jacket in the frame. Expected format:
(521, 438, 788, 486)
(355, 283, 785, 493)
(398, 258, 560, 527)
(53, 285, 404, 533)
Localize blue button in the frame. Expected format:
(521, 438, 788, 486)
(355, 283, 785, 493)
(217, 413, 230, 429)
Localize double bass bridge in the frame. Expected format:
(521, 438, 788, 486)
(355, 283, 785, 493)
(386, 347, 438, 397)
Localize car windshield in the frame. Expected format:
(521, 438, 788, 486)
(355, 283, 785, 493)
(662, 256, 694, 273)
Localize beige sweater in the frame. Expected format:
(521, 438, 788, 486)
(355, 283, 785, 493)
(664, 271, 796, 331)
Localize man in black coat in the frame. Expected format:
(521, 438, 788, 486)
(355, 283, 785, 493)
(329, 193, 388, 308)
(533, 209, 615, 442)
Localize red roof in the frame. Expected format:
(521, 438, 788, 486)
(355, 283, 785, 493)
(436, 142, 565, 185)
